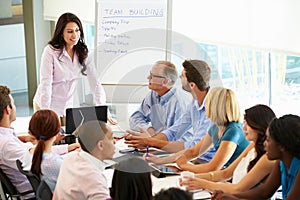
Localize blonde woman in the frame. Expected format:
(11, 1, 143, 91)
(147, 87, 249, 173)
(175, 87, 250, 173)
(180, 104, 276, 194)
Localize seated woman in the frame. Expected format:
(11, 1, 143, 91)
(109, 157, 152, 200)
(28, 110, 79, 192)
(147, 87, 250, 173)
(212, 114, 300, 200)
(180, 104, 276, 193)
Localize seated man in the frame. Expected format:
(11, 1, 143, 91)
(129, 61, 187, 136)
(126, 60, 216, 163)
(0, 85, 78, 200)
(53, 120, 115, 199)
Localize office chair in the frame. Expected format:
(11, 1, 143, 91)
(36, 180, 53, 200)
(0, 168, 20, 200)
(16, 160, 40, 194)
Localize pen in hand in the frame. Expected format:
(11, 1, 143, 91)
(146, 146, 149, 157)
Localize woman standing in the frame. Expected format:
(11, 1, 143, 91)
(33, 12, 114, 123)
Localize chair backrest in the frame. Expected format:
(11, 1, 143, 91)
(36, 180, 53, 200)
(16, 160, 40, 194)
(0, 167, 20, 200)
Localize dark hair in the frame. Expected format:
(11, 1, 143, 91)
(29, 110, 61, 175)
(182, 60, 211, 91)
(110, 157, 152, 200)
(244, 104, 276, 171)
(269, 114, 300, 159)
(49, 12, 88, 75)
(154, 187, 193, 200)
(0, 85, 12, 120)
(77, 137, 89, 153)
(77, 120, 108, 153)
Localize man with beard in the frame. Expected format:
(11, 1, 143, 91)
(126, 60, 215, 163)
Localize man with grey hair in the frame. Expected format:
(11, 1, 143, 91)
(129, 61, 187, 136)
(53, 120, 115, 200)
(126, 60, 215, 163)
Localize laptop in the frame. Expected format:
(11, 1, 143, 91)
(65, 105, 108, 135)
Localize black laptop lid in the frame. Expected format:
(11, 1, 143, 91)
(65, 105, 108, 135)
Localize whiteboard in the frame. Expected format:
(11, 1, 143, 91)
(95, 0, 170, 85)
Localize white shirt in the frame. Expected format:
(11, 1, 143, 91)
(0, 127, 35, 200)
(53, 151, 110, 200)
(232, 148, 255, 184)
(34, 45, 106, 116)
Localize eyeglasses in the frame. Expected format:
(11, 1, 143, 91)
(148, 72, 166, 79)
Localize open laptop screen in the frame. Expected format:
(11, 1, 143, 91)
(65, 106, 108, 135)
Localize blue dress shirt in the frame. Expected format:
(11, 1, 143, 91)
(162, 99, 216, 162)
(129, 88, 187, 133)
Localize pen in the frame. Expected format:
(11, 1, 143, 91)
(146, 146, 149, 157)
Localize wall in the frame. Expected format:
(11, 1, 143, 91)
(0, 24, 27, 92)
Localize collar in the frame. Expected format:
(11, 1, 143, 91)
(0, 126, 17, 137)
(79, 150, 106, 171)
(157, 87, 176, 105)
(62, 47, 70, 57)
(289, 157, 300, 176)
(61, 47, 78, 61)
(194, 94, 207, 111)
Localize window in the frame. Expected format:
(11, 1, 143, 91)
(205, 44, 270, 112)
(0, 0, 23, 25)
(271, 54, 300, 116)
(171, 0, 300, 116)
(171, 41, 300, 116)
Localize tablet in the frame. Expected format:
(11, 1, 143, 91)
(149, 163, 180, 178)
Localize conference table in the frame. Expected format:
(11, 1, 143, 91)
(113, 138, 212, 200)
(13, 117, 211, 199)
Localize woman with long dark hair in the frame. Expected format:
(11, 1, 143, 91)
(180, 104, 276, 193)
(212, 114, 300, 200)
(33, 12, 115, 123)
